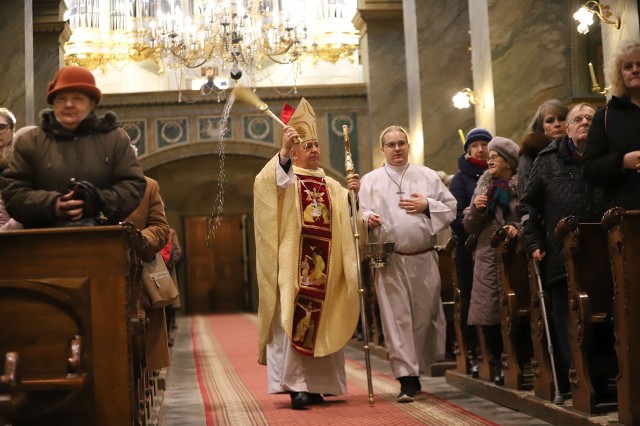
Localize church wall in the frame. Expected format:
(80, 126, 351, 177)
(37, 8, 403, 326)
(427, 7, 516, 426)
(0, 2, 27, 127)
(487, 0, 573, 143)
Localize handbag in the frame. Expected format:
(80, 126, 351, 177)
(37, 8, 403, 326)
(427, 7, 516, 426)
(142, 252, 179, 308)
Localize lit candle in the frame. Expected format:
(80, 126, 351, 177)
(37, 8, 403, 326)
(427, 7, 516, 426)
(458, 129, 465, 146)
(588, 62, 598, 88)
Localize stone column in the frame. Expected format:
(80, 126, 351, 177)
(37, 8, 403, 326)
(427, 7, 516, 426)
(414, 0, 474, 173)
(354, 0, 406, 171)
(0, 0, 67, 127)
(486, 0, 572, 142)
(601, 0, 640, 99)
(469, 0, 496, 135)
(33, 0, 70, 123)
(0, 2, 28, 127)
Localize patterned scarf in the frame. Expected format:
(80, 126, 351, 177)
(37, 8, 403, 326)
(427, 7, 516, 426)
(486, 178, 511, 218)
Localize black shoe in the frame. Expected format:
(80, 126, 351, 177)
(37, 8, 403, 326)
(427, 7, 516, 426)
(397, 391, 414, 403)
(494, 368, 504, 386)
(413, 376, 422, 393)
(397, 376, 419, 403)
(290, 392, 310, 410)
(308, 393, 324, 404)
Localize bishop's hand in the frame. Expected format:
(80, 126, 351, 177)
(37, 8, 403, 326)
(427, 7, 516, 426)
(346, 173, 360, 193)
(280, 125, 299, 158)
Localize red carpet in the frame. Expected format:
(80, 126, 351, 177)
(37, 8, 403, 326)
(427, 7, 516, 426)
(191, 314, 498, 426)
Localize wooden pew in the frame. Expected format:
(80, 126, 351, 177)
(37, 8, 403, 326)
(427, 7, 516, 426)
(492, 228, 532, 390)
(436, 237, 457, 359)
(556, 216, 617, 414)
(602, 208, 640, 425)
(448, 236, 474, 374)
(0, 225, 149, 426)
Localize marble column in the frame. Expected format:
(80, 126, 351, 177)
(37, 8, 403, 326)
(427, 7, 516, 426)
(469, 0, 496, 135)
(413, 0, 474, 173)
(354, 0, 407, 170)
(0, 2, 28, 127)
(601, 0, 640, 99)
(486, 0, 572, 143)
(0, 0, 67, 127)
(33, 0, 69, 123)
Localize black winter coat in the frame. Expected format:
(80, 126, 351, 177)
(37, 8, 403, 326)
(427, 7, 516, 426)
(449, 155, 486, 296)
(520, 137, 605, 286)
(1, 111, 146, 227)
(583, 96, 640, 210)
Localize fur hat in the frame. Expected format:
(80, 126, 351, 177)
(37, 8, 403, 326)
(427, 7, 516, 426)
(488, 137, 519, 171)
(46, 66, 102, 105)
(288, 98, 317, 142)
(519, 132, 552, 158)
(464, 127, 493, 152)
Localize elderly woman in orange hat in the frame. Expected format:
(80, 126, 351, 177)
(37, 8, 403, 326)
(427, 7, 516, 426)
(1, 66, 146, 228)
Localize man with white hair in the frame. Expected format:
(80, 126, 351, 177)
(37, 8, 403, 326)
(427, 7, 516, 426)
(253, 98, 361, 410)
(520, 102, 604, 395)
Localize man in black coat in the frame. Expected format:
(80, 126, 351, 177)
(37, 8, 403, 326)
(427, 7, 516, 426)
(519, 102, 601, 394)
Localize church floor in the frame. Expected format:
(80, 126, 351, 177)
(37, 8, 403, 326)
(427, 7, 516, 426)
(158, 315, 551, 426)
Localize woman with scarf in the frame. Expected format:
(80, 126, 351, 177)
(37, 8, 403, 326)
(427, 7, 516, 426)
(449, 127, 491, 377)
(463, 137, 521, 386)
(1, 66, 146, 228)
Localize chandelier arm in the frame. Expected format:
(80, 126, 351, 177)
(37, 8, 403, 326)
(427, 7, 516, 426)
(583, 1, 621, 28)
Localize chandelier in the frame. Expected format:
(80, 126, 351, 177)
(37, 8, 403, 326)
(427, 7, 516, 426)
(63, 0, 359, 95)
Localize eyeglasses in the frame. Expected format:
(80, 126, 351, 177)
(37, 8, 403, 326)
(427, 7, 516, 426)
(487, 154, 503, 163)
(301, 141, 319, 151)
(384, 141, 408, 149)
(569, 115, 594, 124)
(0, 124, 12, 133)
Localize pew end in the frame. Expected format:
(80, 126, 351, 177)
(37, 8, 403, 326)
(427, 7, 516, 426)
(602, 208, 640, 425)
(557, 215, 617, 415)
(492, 228, 532, 390)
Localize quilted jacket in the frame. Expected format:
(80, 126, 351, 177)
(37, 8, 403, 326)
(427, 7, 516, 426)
(520, 136, 606, 286)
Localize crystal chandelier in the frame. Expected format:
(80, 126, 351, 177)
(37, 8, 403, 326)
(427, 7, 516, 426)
(64, 2, 308, 86)
(63, 1, 359, 95)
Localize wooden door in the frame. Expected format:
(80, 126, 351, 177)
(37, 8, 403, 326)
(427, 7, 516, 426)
(184, 215, 247, 314)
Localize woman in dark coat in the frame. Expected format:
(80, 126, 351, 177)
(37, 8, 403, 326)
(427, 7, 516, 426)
(449, 127, 491, 376)
(1, 66, 146, 228)
(583, 39, 640, 210)
(517, 99, 568, 197)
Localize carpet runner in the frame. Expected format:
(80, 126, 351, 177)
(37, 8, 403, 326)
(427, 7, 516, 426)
(191, 314, 497, 426)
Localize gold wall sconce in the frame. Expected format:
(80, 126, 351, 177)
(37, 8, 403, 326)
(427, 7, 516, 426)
(452, 88, 484, 109)
(573, 1, 621, 34)
(588, 62, 609, 95)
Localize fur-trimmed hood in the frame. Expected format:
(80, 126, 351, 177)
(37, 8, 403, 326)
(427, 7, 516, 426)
(519, 132, 552, 159)
(40, 110, 119, 139)
(475, 169, 519, 197)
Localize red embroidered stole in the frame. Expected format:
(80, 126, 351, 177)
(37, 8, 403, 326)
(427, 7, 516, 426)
(291, 174, 332, 356)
